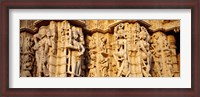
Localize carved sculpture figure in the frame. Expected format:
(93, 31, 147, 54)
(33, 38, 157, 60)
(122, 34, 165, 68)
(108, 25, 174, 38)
(20, 32, 35, 77)
(33, 26, 52, 77)
(114, 39, 128, 77)
(113, 23, 131, 77)
(48, 21, 57, 55)
(150, 33, 162, 77)
(99, 36, 107, 53)
(86, 33, 98, 77)
(88, 50, 97, 77)
(150, 32, 174, 77)
(66, 26, 85, 77)
(135, 26, 151, 77)
(99, 53, 109, 77)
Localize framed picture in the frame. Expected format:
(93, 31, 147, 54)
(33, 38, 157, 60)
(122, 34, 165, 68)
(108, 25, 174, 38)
(1, 0, 199, 97)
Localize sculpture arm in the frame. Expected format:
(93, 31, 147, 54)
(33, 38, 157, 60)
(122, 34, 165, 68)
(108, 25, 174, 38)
(33, 44, 39, 50)
(44, 43, 49, 53)
(66, 44, 79, 50)
(33, 34, 39, 44)
(78, 44, 85, 56)
(112, 52, 118, 62)
(139, 41, 148, 54)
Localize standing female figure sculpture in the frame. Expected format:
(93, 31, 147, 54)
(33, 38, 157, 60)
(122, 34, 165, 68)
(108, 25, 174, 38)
(135, 26, 151, 77)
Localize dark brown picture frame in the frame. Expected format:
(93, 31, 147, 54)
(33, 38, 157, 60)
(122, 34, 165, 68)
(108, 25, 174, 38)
(0, 0, 199, 97)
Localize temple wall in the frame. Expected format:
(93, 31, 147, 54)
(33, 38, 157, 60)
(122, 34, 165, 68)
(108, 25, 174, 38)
(20, 20, 180, 77)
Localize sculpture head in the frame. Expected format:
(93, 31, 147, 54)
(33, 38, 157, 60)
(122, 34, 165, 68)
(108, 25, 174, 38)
(46, 29, 51, 37)
(118, 23, 124, 30)
(49, 21, 56, 30)
(38, 26, 48, 39)
(133, 22, 140, 32)
(139, 26, 150, 41)
(72, 27, 79, 39)
(61, 20, 70, 30)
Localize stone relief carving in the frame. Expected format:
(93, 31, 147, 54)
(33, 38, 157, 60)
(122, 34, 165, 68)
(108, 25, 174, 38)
(66, 26, 85, 77)
(20, 32, 34, 77)
(86, 34, 97, 77)
(113, 23, 129, 77)
(20, 20, 180, 77)
(33, 26, 52, 77)
(167, 35, 179, 77)
(150, 32, 177, 77)
(135, 26, 152, 77)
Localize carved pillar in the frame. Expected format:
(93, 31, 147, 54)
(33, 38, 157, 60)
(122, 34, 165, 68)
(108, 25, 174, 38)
(107, 33, 113, 77)
(20, 32, 34, 77)
(48, 21, 57, 77)
(177, 53, 180, 76)
(113, 23, 131, 77)
(129, 22, 140, 77)
(151, 32, 173, 77)
(87, 33, 98, 77)
(167, 35, 179, 77)
(109, 33, 117, 77)
(98, 33, 109, 77)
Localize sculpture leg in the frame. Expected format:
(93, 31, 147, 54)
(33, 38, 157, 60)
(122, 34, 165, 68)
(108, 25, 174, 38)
(71, 54, 76, 77)
(37, 64, 42, 77)
(136, 56, 142, 77)
(76, 59, 82, 76)
(43, 64, 49, 77)
(71, 64, 76, 77)
(36, 57, 42, 77)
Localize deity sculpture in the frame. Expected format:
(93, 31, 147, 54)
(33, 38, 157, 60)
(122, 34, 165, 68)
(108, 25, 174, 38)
(113, 39, 129, 77)
(66, 26, 85, 77)
(135, 26, 151, 77)
(33, 26, 52, 77)
(113, 23, 131, 77)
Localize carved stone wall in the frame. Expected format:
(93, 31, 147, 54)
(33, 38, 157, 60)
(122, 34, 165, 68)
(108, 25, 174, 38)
(20, 20, 180, 77)
(20, 32, 35, 77)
